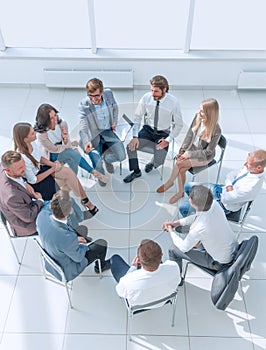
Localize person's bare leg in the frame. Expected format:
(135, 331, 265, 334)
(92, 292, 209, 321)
(169, 168, 186, 204)
(55, 167, 96, 210)
(156, 161, 180, 193)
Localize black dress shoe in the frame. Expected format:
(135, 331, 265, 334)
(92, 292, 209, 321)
(178, 277, 185, 287)
(145, 162, 154, 173)
(94, 259, 111, 273)
(123, 171, 142, 183)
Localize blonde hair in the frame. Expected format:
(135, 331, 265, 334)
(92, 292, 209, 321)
(192, 98, 219, 142)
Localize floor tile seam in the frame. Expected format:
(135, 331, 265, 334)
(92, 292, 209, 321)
(1, 268, 21, 343)
(19, 87, 31, 120)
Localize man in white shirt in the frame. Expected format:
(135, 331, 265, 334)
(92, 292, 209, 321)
(110, 239, 180, 307)
(179, 149, 266, 218)
(123, 75, 183, 183)
(163, 185, 237, 286)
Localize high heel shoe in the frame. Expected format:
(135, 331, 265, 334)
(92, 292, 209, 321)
(81, 197, 99, 219)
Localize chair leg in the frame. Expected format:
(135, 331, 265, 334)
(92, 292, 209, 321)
(8, 237, 21, 265)
(128, 310, 133, 341)
(64, 281, 73, 309)
(97, 258, 102, 279)
(171, 296, 177, 327)
(182, 261, 191, 281)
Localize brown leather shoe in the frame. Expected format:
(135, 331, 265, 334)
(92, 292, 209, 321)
(156, 184, 167, 193)
(156, 183, 173, 193)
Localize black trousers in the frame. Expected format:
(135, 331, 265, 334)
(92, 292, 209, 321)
(127, 125, 169, 171)
(85, 239, 107, 267)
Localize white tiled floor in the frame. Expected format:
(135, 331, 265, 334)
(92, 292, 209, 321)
(0, 86, 266, 350)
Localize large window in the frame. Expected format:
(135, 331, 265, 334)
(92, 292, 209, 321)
(0, 0, 91, 48)
(0, 0, 266, 52)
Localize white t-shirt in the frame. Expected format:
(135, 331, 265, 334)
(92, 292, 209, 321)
(116, 260, 180, 307)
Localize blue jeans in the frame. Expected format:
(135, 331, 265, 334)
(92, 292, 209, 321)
(50, 148, 93, 175)
(179, 182, 230, 217)
(87, 131, 126, 174)
(110, 254, 130, 283)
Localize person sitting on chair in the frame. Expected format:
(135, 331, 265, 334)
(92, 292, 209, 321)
(0, 151, 91, 238)
(162, 185, 238, 286)
(36, 190, 111, 281)
(123, 75, 183, 183)
(157, 98, 221, 204)
(78, 77, 126, 184)
(110, 239, 180, 306)
(34, 103, 107, 185)
(179, 149, 266, 218)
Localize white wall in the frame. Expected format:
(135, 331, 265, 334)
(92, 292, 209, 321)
(1, 49, 266, 88)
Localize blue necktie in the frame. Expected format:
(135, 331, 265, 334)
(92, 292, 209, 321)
(232, 172, 248, 185)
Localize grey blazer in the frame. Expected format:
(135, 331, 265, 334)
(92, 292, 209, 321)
(78, 89, 118, 149)
(0, 165, 43, 236)
(179, 114, 221, 162)
(36, 205, 88, 281)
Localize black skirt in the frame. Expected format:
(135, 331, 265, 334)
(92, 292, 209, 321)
(31, 165, 59, 200)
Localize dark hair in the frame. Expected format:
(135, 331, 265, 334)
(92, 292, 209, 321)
(137, 239, 162, 271)
(50, 190, 72, 219)
(189, 185, 213, 212)
(1, 150, 22, 168)
(13, 122, 39, 168)
(34, 103, 61, 133)
(150, 75, 169, 93)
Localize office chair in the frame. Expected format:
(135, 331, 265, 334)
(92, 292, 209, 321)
(181, 235, 258, 310)
(0, 209, 37, 265)
(226, 200, 254, 239)
(124, 290, 178, 341)
(118, 114, 175, 180)
(34, 238, 102, 309)
(188, 134, 227, 183)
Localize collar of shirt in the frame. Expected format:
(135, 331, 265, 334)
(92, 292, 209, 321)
(52, 215, 68, 225)
(5, 172, 26, 189)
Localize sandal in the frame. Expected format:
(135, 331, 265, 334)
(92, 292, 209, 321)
(81, 197, 99, 219)
(83, 206, 99, 220)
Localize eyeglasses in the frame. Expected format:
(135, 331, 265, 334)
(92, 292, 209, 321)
(87, 93, 102, 99)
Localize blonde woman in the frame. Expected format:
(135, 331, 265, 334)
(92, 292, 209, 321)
(157, 98, 221, 204)
(13, 122, 99, 217)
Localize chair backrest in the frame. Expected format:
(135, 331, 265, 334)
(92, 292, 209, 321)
(1, 208, 38, 264)
(226, 200, 253, 224)
(116, 114, 134, 142)
(211, 235, 258, 310)
(125, 289, 178, 340)
(0, 209, 13, 237)
(34, 238, 66, 282)
(126, 290, 178, 314)
(188, 134, 227, 183)
(216, 134, 227, 163)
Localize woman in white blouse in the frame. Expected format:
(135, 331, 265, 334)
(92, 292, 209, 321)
(13, 122, 99, 217)
(156, 98, 221, 204)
